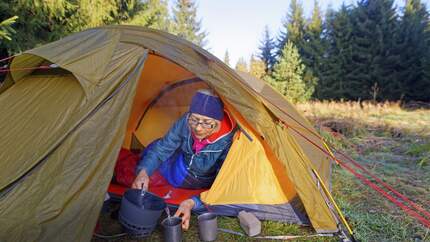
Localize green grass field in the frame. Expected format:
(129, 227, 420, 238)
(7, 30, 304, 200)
(299, 101, 430, 241)
(93, 101, 430, 242)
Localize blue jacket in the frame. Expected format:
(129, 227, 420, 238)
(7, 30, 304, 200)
(136, 112, 236, 208)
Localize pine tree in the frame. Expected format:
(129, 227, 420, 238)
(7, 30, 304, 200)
(277, 0, 306, 58)
(301, 0, 324, 92)
(235, 57, 248, 73)
(270, 41, 311, 103)
(0, 0, 71, 54)
(171, 0, 207, 47)
(276, 0, 316, 101)
(223, 50, 230, 66)
(126, 0, 170, 31)
(318, 3, 355, 99)
(0, 16, 18, 41)
(422, 50, 430, 101)
(69, 0, 142, 31)
(349, 0, 400, 100)
(258, 26, 276, 73)
(249, 55, 266, 79)
(73, 0, 119, 29)
(307, 0, 323, 38)
(0, 0, 140, 55)
(116, 0, 143, 21)
(396, 0, 430, 101)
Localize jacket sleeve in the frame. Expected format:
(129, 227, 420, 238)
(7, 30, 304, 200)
(191, 195, 205, 210)
(219, 142, 231, 161)
(136, 115, 187, 176)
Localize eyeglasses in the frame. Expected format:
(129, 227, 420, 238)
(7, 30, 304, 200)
(188, 116, 217, 129)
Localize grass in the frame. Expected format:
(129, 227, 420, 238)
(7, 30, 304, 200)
(93, 101, 430, 242)
(299, 101, 430, 241)
(93, 205, 336, 242)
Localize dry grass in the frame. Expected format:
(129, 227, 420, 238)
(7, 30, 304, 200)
(298, 101, 430, 137)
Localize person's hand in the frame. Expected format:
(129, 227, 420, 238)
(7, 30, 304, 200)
(132, 169, 149, 190)
(174, 199, 195, 230)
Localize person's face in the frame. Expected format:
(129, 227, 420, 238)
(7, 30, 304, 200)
(188, 113, 220, 140)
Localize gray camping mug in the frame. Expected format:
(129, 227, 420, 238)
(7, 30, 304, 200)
(198, 212, 218, 241)
(162, 217, 182, 242)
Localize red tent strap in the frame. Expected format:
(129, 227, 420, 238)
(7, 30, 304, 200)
(285, 124, 430, 228)
(334, 148, 430, 220)
(0, 55, 16, 63)
(338, 159, 430, 228)
(0, 65, 52, 73)
(280, 111, 430, 221)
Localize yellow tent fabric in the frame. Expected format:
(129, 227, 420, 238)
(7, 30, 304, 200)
(200, 128, 297, 204)
(0, 25, 339, 242)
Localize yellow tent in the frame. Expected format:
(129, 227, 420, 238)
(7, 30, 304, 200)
(0, 26, 343, 241)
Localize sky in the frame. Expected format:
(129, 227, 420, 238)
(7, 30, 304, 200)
(177, 0, 427, 66)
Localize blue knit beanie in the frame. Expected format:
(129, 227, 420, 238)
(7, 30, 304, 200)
(189, 89, 224, 121)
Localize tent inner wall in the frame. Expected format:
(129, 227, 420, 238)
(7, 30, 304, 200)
(135, 79, 209, 146)
(123, 53, 196, 148)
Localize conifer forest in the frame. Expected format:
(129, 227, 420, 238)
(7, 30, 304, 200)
(1, 0, 430, 103)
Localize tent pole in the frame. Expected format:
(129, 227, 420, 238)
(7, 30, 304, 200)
(322, 141, 339, 165)
(311, 168, 356, 241)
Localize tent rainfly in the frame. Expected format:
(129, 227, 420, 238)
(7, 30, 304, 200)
(0, 26, 350, 242)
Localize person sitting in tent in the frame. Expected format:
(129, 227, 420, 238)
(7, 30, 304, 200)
(131, 89, 236, 230)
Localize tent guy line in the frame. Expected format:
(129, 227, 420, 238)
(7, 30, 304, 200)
(285, 121, 430, 229)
